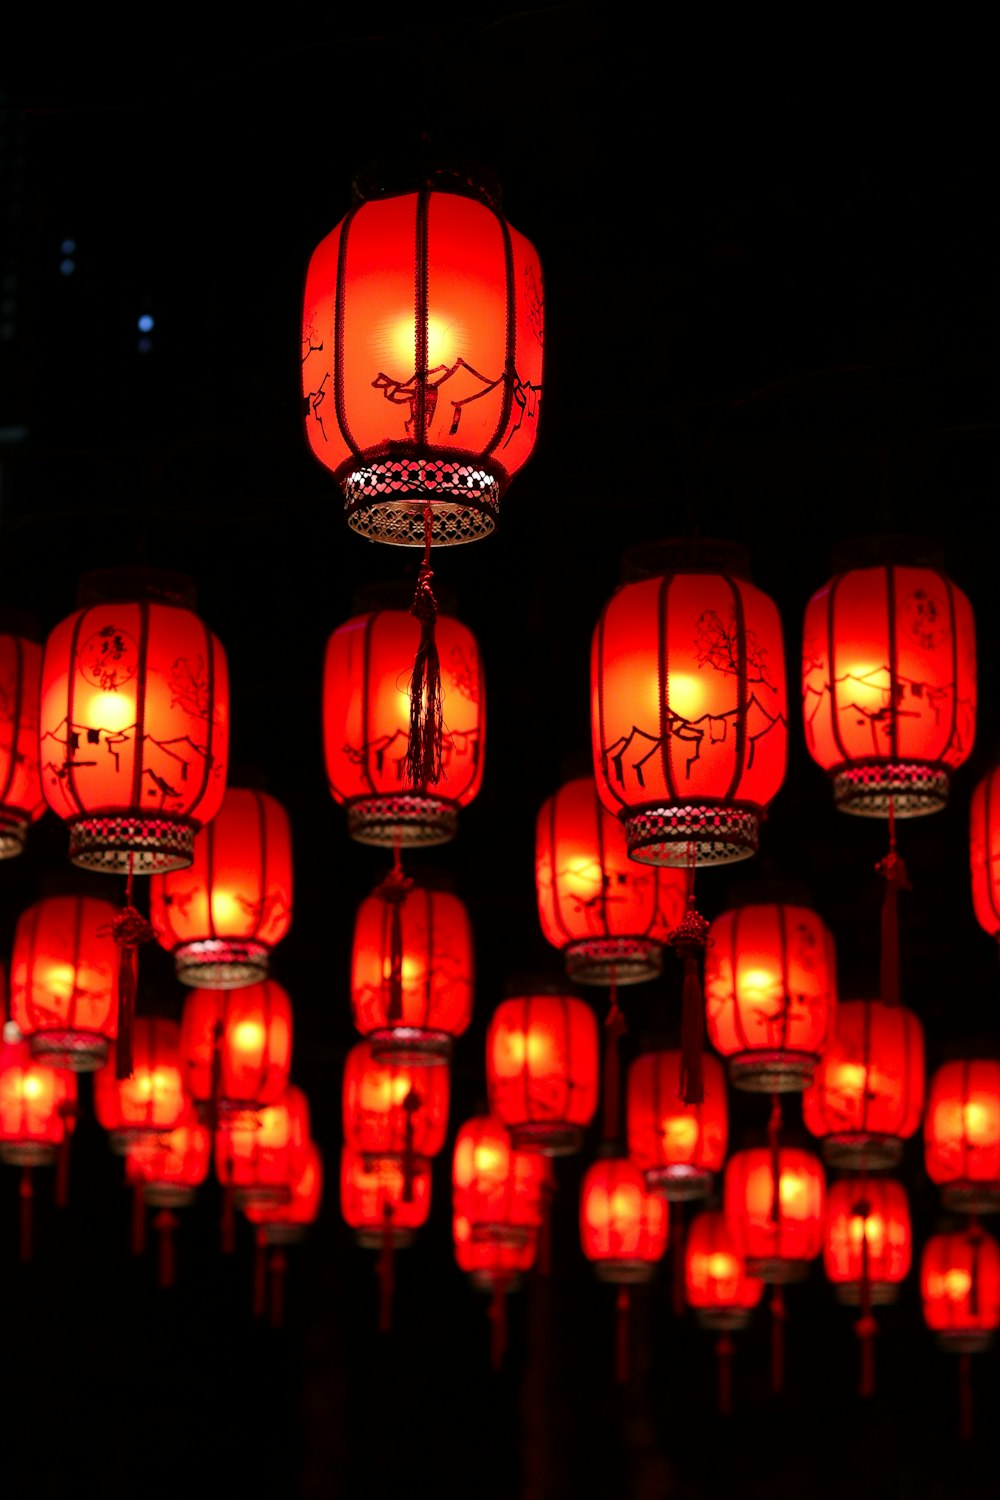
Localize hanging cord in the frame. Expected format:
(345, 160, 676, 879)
(537, 1159, 555, 1277)
(768, 1094, 783, 1227)
(601, 968, 627, 1143)
(105, 852, 158, 1079)
(131, 1178, 147, 1257)
(668, 849, 709, 1104)
(401, 1086, 420, 1204)
(405, 506, 444, 789)
(768, 1095, 785, 1393)
(672, 1200, 686, 1318)
(489, 1274, 509, 1370)
(378, 841, 414, 1027)
(770, 1285, 786, 1394)
(253, 1227, 268, 1318)
(377, 1203, 395, 1333)
(615, 1287, 631, 1385)
(875, 798, 910, 1007)
(206, 1018, 225, 1139)
(716, 1331, 734, 1416)
(155, 1209, 177, 1289)
(19, 1165, 34, 1265)
(220, 1171, 236, 1256)
(269, 1248, 287, 1328)
(854, 1188, 877, 1398)
(55, 1099, 77, 1209)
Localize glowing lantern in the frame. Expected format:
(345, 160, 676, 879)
(922, 1226, 1000, 1351)
(626, 1049, 728, 1199)
(38, 569, 229, 872)
(802, 555, 976, 816)
(126, 1110, 212, 1289)
(454, 1212, 537, 1288)
(0, 1033, 76, 1165)
(970, 765, 1000, 942)
(216, 1086, 311, 1211)
(486, 991, 599, 1154)
(580, 1154, 668, 1281)
(705, 902, 837, 1091)
(685, 1209, 764, 1329)
(342, 1040, 450, 1161)
(148, 787, 293, 988)
(452, 1115, 547, 1249)
(0, 625, 44, 858)
(924, 1059, 1000, 1211)
(535, 776, 688, 984)
(590, 540, 788, 866)
(93, 1017, 185, 1151)
(823, 1178, 911, 1304)
(8, 893, 119, 1070)
(180, 980, 293, 1129)
(341, 1146, 432, 1245)
(350, 878, 473, 1064)
(724, 1146, 825, 1280)
(245, 1140, 324, 1245)
(803, 1000, 925, 1168)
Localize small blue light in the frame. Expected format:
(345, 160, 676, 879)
(137, 337, 153, 354)
(61, 239, 76, 254)
(60, 259, 76, 275)
(137, 314, 154, 332)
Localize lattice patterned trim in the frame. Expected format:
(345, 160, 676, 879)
(565, 936, 663, 987)
(0, 811, 29, 860)
(347, 794, 458, 848)
(68, 815, 196, 874)
(643, 1163, 714, 1202)
(343, 459, 501, 546)
(510, 1121, 584, 1157)
(368, 1027, 453, 1066)
(175, 939, 270, 990)
(30, 1029, 109, 1073)
(728, 1050, 817, 1094)
(821, 1133, 903, 1172)
(832, 762, 951, 817)
(624, 804, 760, 867)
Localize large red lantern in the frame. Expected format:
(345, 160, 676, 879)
(921, 1226, 1000, 1351)
(180, 980, 293, 1129)
(802, 555, 976, 816)
(216, 1086, 311, 1211)
(579, 1153, 668, 1281)
(535, 776, 688, 985)
(302, 164, 543, 545)
(486, 991, 599, 1154)
(823, 1178, 911, 1304)
(452, 1115, 547, 1249)
(970, 765, 1000, 943)
(626, 1049, 728, 1199)
(0, 624, 44, 858)
(127, 1109, 211, 1208)
(342, 1040, 450, 1162)
(924, 1059, 1000, 1211)
(803, 1000, 924, 1168)
(724, 1146, 825, 1280)
(590, 541, 788, 866)
(453, 1212, 537, 1288)
(340, 1146, 432, 1245)
(350, 878, 473, 1064)
(8, 893, 120, 1070)
(93, 1016, 185, 1151)
(0, 1034, 76, 1165)
(705, 902, 837, 1091)
(245, 1140, 324, 1245)
(685, 1209, 764, 1329)
(148, 787, 293, 988)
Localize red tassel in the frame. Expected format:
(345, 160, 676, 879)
(489, 1279, 508, 1370)
(105, 859, 157, 1080)
(770, 1285, 786, 1394)
(959, 1351, 974, 1442)
(857, 1200, 876, 1397)
(220, 1181, 236, 1255)
(253, 1228, 268, 1318)
(538, 1168, 553, 1277)
(378, 852, 413, 1026)
(668, 857, 709, 1105)
(875, 801, 910, 1007)
(602, 976, 627, 1142)
(672, 1199, 686, 1318)
(155, 1209, 177, 1288)
(405, 508, 443, 790)
(615, 1286, 631, 1385)
(716, 1332, 734, 1416)
(19, 1165, 33, 1265)
(269, 1249, 287, 1329)
(377, 1207, 395, 1333)
(131, 1180, 146, 1256)
(402, 1086, 419, 1204)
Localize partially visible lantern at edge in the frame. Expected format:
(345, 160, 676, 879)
(486, 991, 599, 1155)
(579, 1153, 668, 1281)
(351, 878, 474, 1065)
(802, 555, 976, 817)
(922, 1226, 1000, 1351)
(342, 1040, 450, 1161)
(0, 625, 44, 859)
(216, 1085, 311, 1211)
(724, 1146, 825, 1281)
(823, 1178, 912, 1304)
(590, 540, 788, 867)
(924, 1059, 1000, 1212)
(127, 1108, 211, 1207)
(302, 164, 543, 546)
(970, 765, 1000, 943)
(149, 787, 293, 988)
(9, 893, 120, 1070)
(341, 1147, 432, 1246)
(93, 1017, 185, 1152)
(535, 776, 688, 985)
(39, 569, 229, 873)
(452, 1115, 547, 1248)
(0, 1033, 77, 1164)
(685, 1209, 765, 1330)
(180, 981, 293, 1129)
(626, 1049, 728, 1199)
(804, 1000, 925, 1169)
(245, 1141, 324, 1245)
(324, 608, 485, 847)
(705, 902, 837, 1092)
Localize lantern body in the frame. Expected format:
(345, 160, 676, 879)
(685, 1209, 765, 1330)
(535, 777, 688, 984)
(350, 882, 473, 1064)
(93, 1018, 185, 1151)
(579, 1154, 668, 1283)
(922, 1227, 1000, 1353)
(0, 631, 44, 858)
(128, 1110, 211, 1208)
(924, 1059, 1000, 1212)
(970, 766, 1000, 943)
(823, 1178, 912, 1305)
(9, 893, 119, 1070)
(342, 1041, 450, 1161)
(149, 787, 293, 988)
(590, 557, 788, 866)
(324, 609, 485, 847)
(0, 1037, 76, 1165)
(341, 1146, 432, 1247)
(452, 1115, 547, 1249)
(626, 1049, 728, 1199)
(724, 1147, 825, 1282)
(454, 1212, 537, 1292)
(705, 902, 837, 1091)
(486, 993, 599, 1155)
(216, 1086, 311, 1211)
(180, 981, 293, 1129)
(302, 172, 543, 545)
(245, 1141, 324, 1245)
(802, 561, 976, 816)
(39, 586, 229, 873)
(803, 1000, 925, 1168)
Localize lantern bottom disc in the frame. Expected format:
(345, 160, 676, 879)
(0, 811, 29, 859)
(594, 1260, 658, 1285)
(342, 458, 500, 547)
(367, 1027, 453, 1066)
(565, 937, 663, 987)
(263, 1223, 308, 1247)
(110, 1126, 169, 1155)
(821, 1133, 903, 1171)
(645, 1163, 714, 1201)
(347, 794, 458, 848)
(835, 1281, 900, 1308)
(470, 1270, 522, 1294)
(744, 1256, 810, 1284)
(68, 814, 196, 873)
(695, 1308, 753, 1332)
(0, 1142, 57, 1167)
(936, 1331, 994, 1355)
(356, 1227, 416, 1250)
(623, 804, 759, 867)
(29, 1028, 109, 1072)
(471, 1223, 534, 1252)
(509, 1121, 584, 1157)
(832, 762, 950, 817)
(728, 1050, 816, 1093)
(941, 1181, 1000, 1214)
(235, 1185, 292, 1212)
(175, 939, 270, 989)
(143, 1184, 196, 1210)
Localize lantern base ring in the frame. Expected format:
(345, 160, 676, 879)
(356, 1227, 415, 1250)
(835, 1281, 900, 1308)
(594, 1260, 657, 1284)
(695, 1308, 753, 1331)
(936, 1331, 994, 1355)
(471, 1224, 533, 1251)
(471, 1270, 522, 1294)
(342, 456, 501, 547)
(644, 1164, 714, 1201)
(0, 1142, 57, 1167)
(28, 1029, 109, 1073)
(821, 1133, 903, 1171)
(744, 1256, 810, 1284)
(941, 1181, 1000, 1214)
(509, 1121, 584, 1157)
(0, 810, 29, 859)
(832, 762, 951, 818)
(234, 1185, 293, 1212)
(143, 1184, 196, 1210)
(109, 1126, 170, 1156)
(261, 1223, 308, 1247)
(564, 937, 664, 987)
(175, 939, 270, 989)
(68, 814, 196, 874)
(623, 803, 759, 867)
(728, 1050, 817, 1093)
(368, 1027, 453, 1066)
(347, 794, 458, 849)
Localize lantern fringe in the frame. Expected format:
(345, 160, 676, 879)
(601, 974, 627, 1143)
(378, 852, 413, 1027)
(615, 1287, 630, 1385)
(106, 857, 158, 1080)
(402, 1087, 419, 1205)
(716, 1332, 734, 1416)
(19, 1165, 33, 1265)
(253, 1228, 268, 1318)
(405, 508, 444, 790)
(220, 1181, 236, 1255)
(768, 1095, 783, 1226)
(377, 1207, 395, 1333)
(131, 1180, 146, 1257)
(672, 1200, 686, 1318)
(55, 1104, 76, 1209)
(856, 1313, 877, 1398)
(155, 1209, 177, 1289)
(770, 1286, 786, 1395)
(270, 1249, 287, 1329)
(958, 1352, 974, 1441)
(489, 1279, 508, 1370)
(875, 800, 910, 1008)
(538, 1168, 555, 1278)
(668, 861, 709, 1105)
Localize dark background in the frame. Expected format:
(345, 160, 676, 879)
(2, 10, 999, 1498)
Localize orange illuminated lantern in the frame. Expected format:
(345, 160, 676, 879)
(705, 902, 837, 1091)
(535, 776, 688, 984)
(216, 1085, 311, 1212)
(342, 1040, 449, 1161)
(452, 1115, 547, 1249)
(824, 1178, 911, 1304)
(802, 554, 976, 816)
(924, 1059, 1000, 1211)
(180, 980, 293, 1129)
(39, 570, 229, 872)
(626, 1049, 728, 1199)
(685, 1209, 764, 1329)
(0, 624, 44, 858)
(454, 1212, 537, 1288)
(591, 541, 788, 866)
(93, 1016, 185, 1151)
(350, 878, 473, 1064)
(245, 1140, 324, 1245)
(580, 1153, 668, 1281)
(922, 1225, 1000, 1351)
(724, 1146, 825, 1281)
(340, 1146, 432, 1246)
(970, 765, 1000, 943)
(148, 787, 292, 988)
(128, 1109, 211, 1208)
(486, 991, 599, 1155)
(0, 1032, 77, 1165)
(9, 893, 119, 1070)
(804, 1000, 924, 1168)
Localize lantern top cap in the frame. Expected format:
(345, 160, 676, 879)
(76, 567, 197, 610)
(619, 537, 752, 583)
(828, 534, 947, 573)
(350, 158, 504, 214)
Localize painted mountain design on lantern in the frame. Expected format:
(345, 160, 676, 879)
(603, 693, 786, 788)
(802, 662, 973, 758)
(372, 360, 541, 446)
(343, 726, 481, 786)
(41, 718, 217, 807)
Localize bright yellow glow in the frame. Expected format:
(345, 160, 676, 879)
(939, 1268, 972, 1302)
(662, 1116, 699, 1155)
(210, 891, 241, 927)
(87, 690, 136, 732)
(779, 1172, 805, 1211)
(610, 1186, 638, 1220)
(835, 1063, 869, 1097)
(849, 1212, 885, 1254)
(41, 961, 77, 1003)
(380, 956, 421, 987)
(19, 1074, 44, 1101)
(707, 1251, 738, 1281)
(387, 313, 460, 373)
(500, 1029, 554, 1073)
(360, 1073, 412, 1112)
(473, 1142, 504, 1178)
(964, 1101, 990, 1137)
(740, 966, 777, 1001)
(666, 672, 709, 721)
(232, 1020, 265, 1054)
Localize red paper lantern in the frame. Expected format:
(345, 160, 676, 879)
(216, 1085, 311, 1211)
(924, 1059, 1000, 1211)
(180, 980, 293, 1129)
(453, 1212, 537, 1288)
(452, 1115, 547, 1249)
(922, 1226, 1000, 1351)
(535, 776, 688, 984)
(8, 893, 119, 1070)
(705, 902, 837, 1091)
(0, 1034, 77, 1165)
(38, 570, 229, 872)
(802, 556, 976, 816)
(93, 1016, 185, 1151)
(803, 1000, 925, 1168)
(342, 1040, 450, 1161)
(970, 765, 1000, 942)
(127, 1108, 211, 1208)
(724, 1146, 825, 1281)
(148, 787, 293, 988)
(302, 163, 543, 545)
(340, 1146, 432, 1246)
(245, 1141, 324, 1245)
(350, 879, 473, 1064)
(486, 991, 599, 1155)
(685, 1209, 765, 1329)
(626, 1048, 728, 1199)
(579, 1153, 668, 1282)
(590, 541, 788, 866)
(0, 626, 44, 858)
(823, 1178, 911, 1304)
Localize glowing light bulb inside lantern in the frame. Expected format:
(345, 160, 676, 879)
(662, 1116, 699, 1154)
(87, 690, 136, 733)
(610, 1183, 640, 1221)
(740, 966, 777, 1003)
(501, 1027, 556, 1075)
(209, 890, 242, 927)
(841, 658, 889, 709)
(232, 1019, 266, 1058)
(835, 1062, 869, 1100)
(563, 855, 602, 900)
(666, 672, 710, 723)
(706, 1250, 740, 1288)
(941, 1268, 972, 1302)
(850, 1211, 886, 1256)
(19, 1072, 44, 1102)
(40, 961, 77, 1003)
(963, 1099, 991, 1140)
(779, 1172, 805, 1212)
(384, 312, 461, 375)
(472, 1140, 506, 1182)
